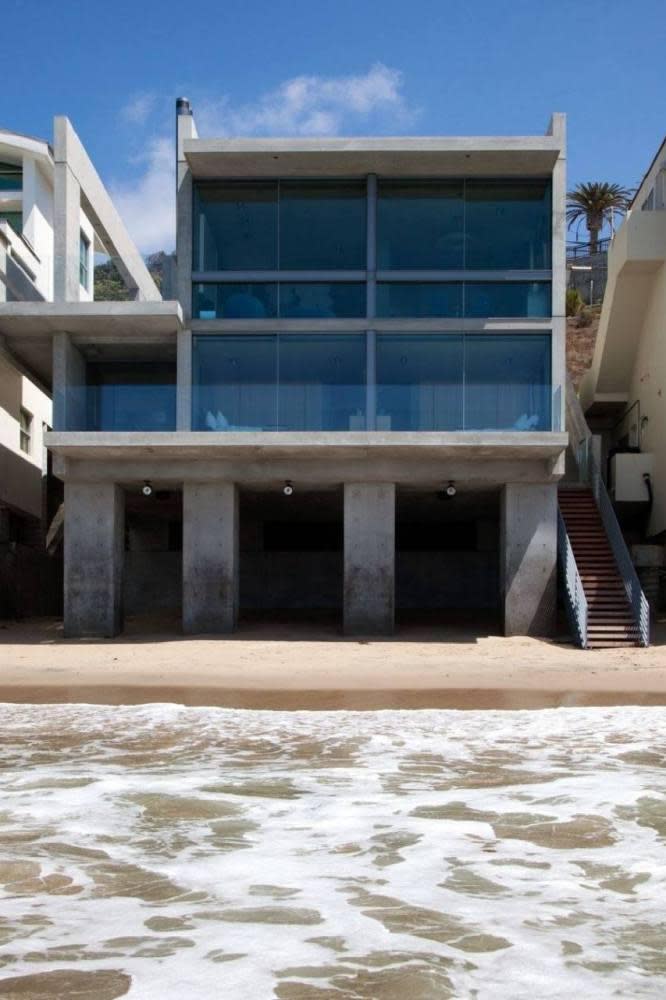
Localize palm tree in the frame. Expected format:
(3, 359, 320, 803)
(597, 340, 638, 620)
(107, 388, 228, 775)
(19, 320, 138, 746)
(566, 182, 632, 253)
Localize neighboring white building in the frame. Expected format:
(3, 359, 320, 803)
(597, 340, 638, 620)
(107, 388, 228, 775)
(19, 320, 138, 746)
(0, 121, 159, 617)
(580, 135, 666, 539)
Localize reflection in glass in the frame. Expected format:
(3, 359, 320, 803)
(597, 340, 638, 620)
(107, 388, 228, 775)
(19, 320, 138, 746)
(465, 334, 551, 430)
(376, 335, 464, 430)
(280, 282, 365, 318)
(87, 363, 176, 431)
(280, 181, 366, 269)
(278, 335, 366, 430)
(193, 336, 278, 431)
(193, 283, 277, 319)
(465, 180, 551, 269)
(465, 282, 551, 317)
(376, 282, 463, 318)
(193, 182, 278, 271)
(192, 335, 366, 431)
(377, 181, 464, 269)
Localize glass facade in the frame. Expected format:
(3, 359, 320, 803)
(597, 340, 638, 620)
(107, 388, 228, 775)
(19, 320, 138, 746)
(464, 180, 551, 269)
(193, 282, 365, 319)
(86, 363, 176, 431)
(193, 335, 366, 432)
(194, 182, 278, 271)
(375, 333, 552, 432)
(376, 281, 550, 318)
(192, 333, 552, 432)
(377, 181, 464, 269)
(279, 181, 366, 269)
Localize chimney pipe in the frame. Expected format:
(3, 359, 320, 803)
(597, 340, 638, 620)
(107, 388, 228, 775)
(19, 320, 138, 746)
(176, 97, 192, 116)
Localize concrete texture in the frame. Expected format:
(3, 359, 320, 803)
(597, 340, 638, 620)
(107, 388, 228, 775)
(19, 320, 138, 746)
(183, 482, 238, 633)
(344, 483, 395, 635)
(53, 117, 161, 303)
(52, 332, 86, 431)
(63, 482, 124, 637)
(501, 483, 557, 636)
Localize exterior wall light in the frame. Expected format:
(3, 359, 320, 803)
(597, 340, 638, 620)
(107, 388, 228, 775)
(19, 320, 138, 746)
(142, 481, 153, 497)
(446, 482, 457, 498)
(283, 481, 294, 496)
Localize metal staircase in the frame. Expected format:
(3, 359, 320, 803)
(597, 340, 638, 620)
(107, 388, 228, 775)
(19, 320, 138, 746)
(559, 381, 650, 648)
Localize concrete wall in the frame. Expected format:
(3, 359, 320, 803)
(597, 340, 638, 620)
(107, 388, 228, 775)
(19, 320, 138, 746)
(52, 333, 86, 431)
(626, 260, 666, 536)
(0, 354, 51, 519)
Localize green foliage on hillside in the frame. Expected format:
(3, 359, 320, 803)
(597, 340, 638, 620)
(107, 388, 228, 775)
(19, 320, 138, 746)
(94, 252, 166, 300)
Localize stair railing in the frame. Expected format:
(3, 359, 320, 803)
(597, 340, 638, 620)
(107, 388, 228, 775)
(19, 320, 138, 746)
(557, 509, 588, 648)
(565, 380, 650, 646)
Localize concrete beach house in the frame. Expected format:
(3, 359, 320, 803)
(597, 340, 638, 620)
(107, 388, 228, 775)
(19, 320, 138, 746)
(1, 104, 574, 638)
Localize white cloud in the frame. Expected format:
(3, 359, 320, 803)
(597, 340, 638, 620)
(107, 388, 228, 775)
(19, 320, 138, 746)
(198, 63, 415, 137)
(112, 65, 415, 253)
(120, 93, 157, 126)
(109, 137, 175, 253)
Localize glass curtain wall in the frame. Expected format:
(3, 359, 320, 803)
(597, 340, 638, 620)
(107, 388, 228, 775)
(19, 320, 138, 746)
(193, 177, 552, 318)
(193, 333, 551, 432)
(86, 363, 177, 431)
(192, 335, 366, 432)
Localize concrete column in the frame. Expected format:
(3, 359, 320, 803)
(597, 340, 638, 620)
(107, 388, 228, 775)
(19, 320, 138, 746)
(53, 161, 81, 303)
(183, 482, 238, 633)
(501, 483, 557, 636)
(64, 482, 124, 637)
(176, 329, 192, 430)
(344, 483, 395, 635)
(53, 333, 86, 430)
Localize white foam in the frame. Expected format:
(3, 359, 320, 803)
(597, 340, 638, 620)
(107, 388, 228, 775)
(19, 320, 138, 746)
(0, 705, 665, 997)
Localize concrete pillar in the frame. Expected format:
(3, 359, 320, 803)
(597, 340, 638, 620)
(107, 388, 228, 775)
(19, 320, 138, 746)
(53, 161, 81, 303)
(64, 482, 124, 637)
(344, 483, 395, 635)
(53, 333, 87, 430)
(176, 329, 192, 430)
(183, 482, 238, 633)
(501, 483, 557, 636)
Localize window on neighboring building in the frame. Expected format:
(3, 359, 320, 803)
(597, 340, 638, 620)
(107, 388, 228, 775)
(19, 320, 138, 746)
(0, 211, 22, 235)
(0, 161, 22, 192)
(79, 231, 90, 290)
(19, 407, 33, 454)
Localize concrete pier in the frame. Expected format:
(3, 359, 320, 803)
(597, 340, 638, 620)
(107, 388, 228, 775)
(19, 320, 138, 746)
(182, 482, 239, 633)
(64, 482, 124, 637)
(501, 483, 557, 636)
(344, 482, 395, 635)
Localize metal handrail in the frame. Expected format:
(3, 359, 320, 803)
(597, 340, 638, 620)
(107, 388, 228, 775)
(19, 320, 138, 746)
(565, 379, 650, 647)
(557, 509, 588, 648)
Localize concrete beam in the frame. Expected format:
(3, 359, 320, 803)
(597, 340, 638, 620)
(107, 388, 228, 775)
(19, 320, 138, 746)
(183, 482, 238, 633)
(64, 482, 124, 637)
(501, 483, 557, 636)
(54, 117, 161, 303)
(344, 483, 395, 635)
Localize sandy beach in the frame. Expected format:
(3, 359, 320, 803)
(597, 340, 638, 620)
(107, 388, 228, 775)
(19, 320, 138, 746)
(1, 616, 665, 709)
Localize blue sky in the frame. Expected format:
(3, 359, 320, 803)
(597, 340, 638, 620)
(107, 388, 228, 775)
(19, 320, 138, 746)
(4, 0, 665, 252)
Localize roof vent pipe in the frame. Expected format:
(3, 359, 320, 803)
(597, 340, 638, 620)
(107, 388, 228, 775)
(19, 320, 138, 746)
(176, 97, 192, 116)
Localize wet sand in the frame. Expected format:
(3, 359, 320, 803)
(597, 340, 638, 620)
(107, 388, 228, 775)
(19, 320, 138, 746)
(0, 617, 665, 709)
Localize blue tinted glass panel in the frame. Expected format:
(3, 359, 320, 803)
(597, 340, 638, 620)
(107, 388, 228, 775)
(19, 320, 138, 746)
(280, 282, 365, 318)
(465, 180, 551, 269)
(280, 181, 366, 269)
(193, 336, 278, 431)
(465, 334, 551, 431)
(0, 211, 22, 234)
(87, 364, 176, 431)
(193, 283, 277, 319)
(193, 182, 278, 270)
(376, 335, 464, 431)
(376, 282, 463, 318)
(0, 162, 21, 192)
(377, 181, 464, 269)
(278, 335, 366, 430)
(465, 282, 551, 317)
